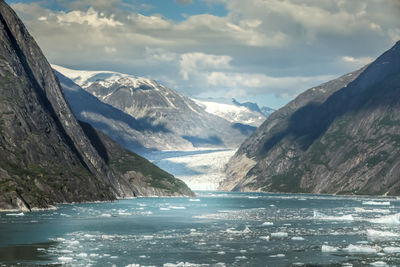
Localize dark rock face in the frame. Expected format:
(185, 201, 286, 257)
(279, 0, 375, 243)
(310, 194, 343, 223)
(79, 122, 194, 197)
(221, 41, 400, 196)
(0, 1, 193, 211)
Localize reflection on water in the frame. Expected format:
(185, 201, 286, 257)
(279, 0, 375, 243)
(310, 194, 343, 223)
(1, 192, 400, 266)
(0, 241, 57, 265)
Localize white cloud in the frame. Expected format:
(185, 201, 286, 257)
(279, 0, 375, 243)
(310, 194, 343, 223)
(206, 71, 335, 97)
(56, 7, 123, 27)
(340, 56, 373, 68)
(9, 0, 400, 107)
(179, 53, 232, 80)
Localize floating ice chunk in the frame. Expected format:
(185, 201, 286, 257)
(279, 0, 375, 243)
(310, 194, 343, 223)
(291, 236, 305, 241)
(261, 222, 274, 226)
(313, 211, 354, 221)
(160, 208, 171, 211)
(189, 199, 200, 202)
(362, 201, 390, 206)
(77, 253, 88, 258)
(248, 196, 259, 199)
(142, 211, 153, 215)
(243, 226, 251, 233)
(259, 236, 270, 241)
(59, 249, 73, 253)
(217, 251, 225, 255)
(383, 247, 400, 253)
(143, 235, 153, 240)
(367, 229, 400, 239)
(321, 245, 339, 252)
(369, 213, 400, 224)
(271, 232, 288, 238)
(118, 212, 131, 216)
(235, 256, 247, 259)
(269, 254, 285, 257)
(5, 212, 24, 216)
(226, 226, 251, 234)
(58, 256, 73, 262)
(169, 206, 186, 210)
(100, 213, 112, 217)
(370, 261, 388, 266)
(343, 244, 378, 254)
(101, 235, 115, 240)
(65, 240, 79, 245)
(354, 208, 390, 214)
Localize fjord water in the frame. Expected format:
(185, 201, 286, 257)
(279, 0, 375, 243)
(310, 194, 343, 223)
(1, 192, 400, 266)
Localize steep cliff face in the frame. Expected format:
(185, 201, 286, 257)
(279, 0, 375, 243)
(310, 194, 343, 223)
(79, 122, 193, 197)
(221, 41, 400, 195)
(0, 1, 193, 211)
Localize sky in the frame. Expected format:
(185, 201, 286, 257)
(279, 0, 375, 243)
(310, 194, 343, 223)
(5, 0, 400, 109)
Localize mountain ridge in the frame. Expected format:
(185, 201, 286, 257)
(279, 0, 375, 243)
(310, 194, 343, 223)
(0, 1, 193, 211)
(221, 41, 400, 195)
(54, 65, 254, 151)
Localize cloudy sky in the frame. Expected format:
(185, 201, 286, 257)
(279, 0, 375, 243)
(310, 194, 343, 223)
(6, 0, 400, 108)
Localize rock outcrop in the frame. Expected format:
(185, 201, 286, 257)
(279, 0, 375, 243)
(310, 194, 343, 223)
(0, 1, 193, 211)
(221, 41, 400, 196)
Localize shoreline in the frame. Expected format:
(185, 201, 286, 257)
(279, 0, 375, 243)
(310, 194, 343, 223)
(1, 191, 398, 213)
(0, 194, 195, 213)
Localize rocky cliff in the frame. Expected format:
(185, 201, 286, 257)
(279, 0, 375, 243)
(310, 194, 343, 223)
(221, 41, 400, 196)
(0, 1, 192, 211)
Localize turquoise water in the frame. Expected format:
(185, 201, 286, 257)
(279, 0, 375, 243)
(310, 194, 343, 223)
(1, 192, 400, 266)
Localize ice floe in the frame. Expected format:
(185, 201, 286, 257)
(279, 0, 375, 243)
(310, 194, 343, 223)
(370, 261, 388, 266)
(343, 244, 378, 254)
(367, 229, 400, 239)
(291, 236, 305, 241)
(362, 201, 390, 206)
(5, 212, 24, 216)
(383, 247, 400, 253)
(261, 221, 273, 226)
(271, 232, 288, 238)
(321, 245, 339, 252)
(368, 213, 400, 224)
(313, 211, 354, 221)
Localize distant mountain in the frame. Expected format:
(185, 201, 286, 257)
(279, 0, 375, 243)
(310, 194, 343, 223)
(192, 98, 266, 127)
(232, 98, 275, 117)
(0, 1, 192, 211)
(53, 65, 252, 151)
(260, 106, 275, 117)
(221, 41, 400, 195)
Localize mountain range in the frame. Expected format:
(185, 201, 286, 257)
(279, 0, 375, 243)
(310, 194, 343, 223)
(221, 41, 400, 196)
(53, 65, 264, 152)
(0, 1, 192, 211)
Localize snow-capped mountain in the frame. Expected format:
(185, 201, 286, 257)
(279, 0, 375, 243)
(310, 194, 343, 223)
(232, 98, 275, 117)
(53, 65, 253, 151)
(192, 98, 266, 127)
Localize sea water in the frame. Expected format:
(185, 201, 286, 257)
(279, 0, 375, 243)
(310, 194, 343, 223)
(1, 192, 400, 266)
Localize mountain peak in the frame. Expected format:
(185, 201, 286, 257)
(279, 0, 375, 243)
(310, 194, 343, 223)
(221, 41, 400, 195)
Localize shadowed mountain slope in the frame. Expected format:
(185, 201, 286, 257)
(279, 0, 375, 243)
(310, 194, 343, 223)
(0, 1, 192, 211)
(221, 41, 400, 196)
